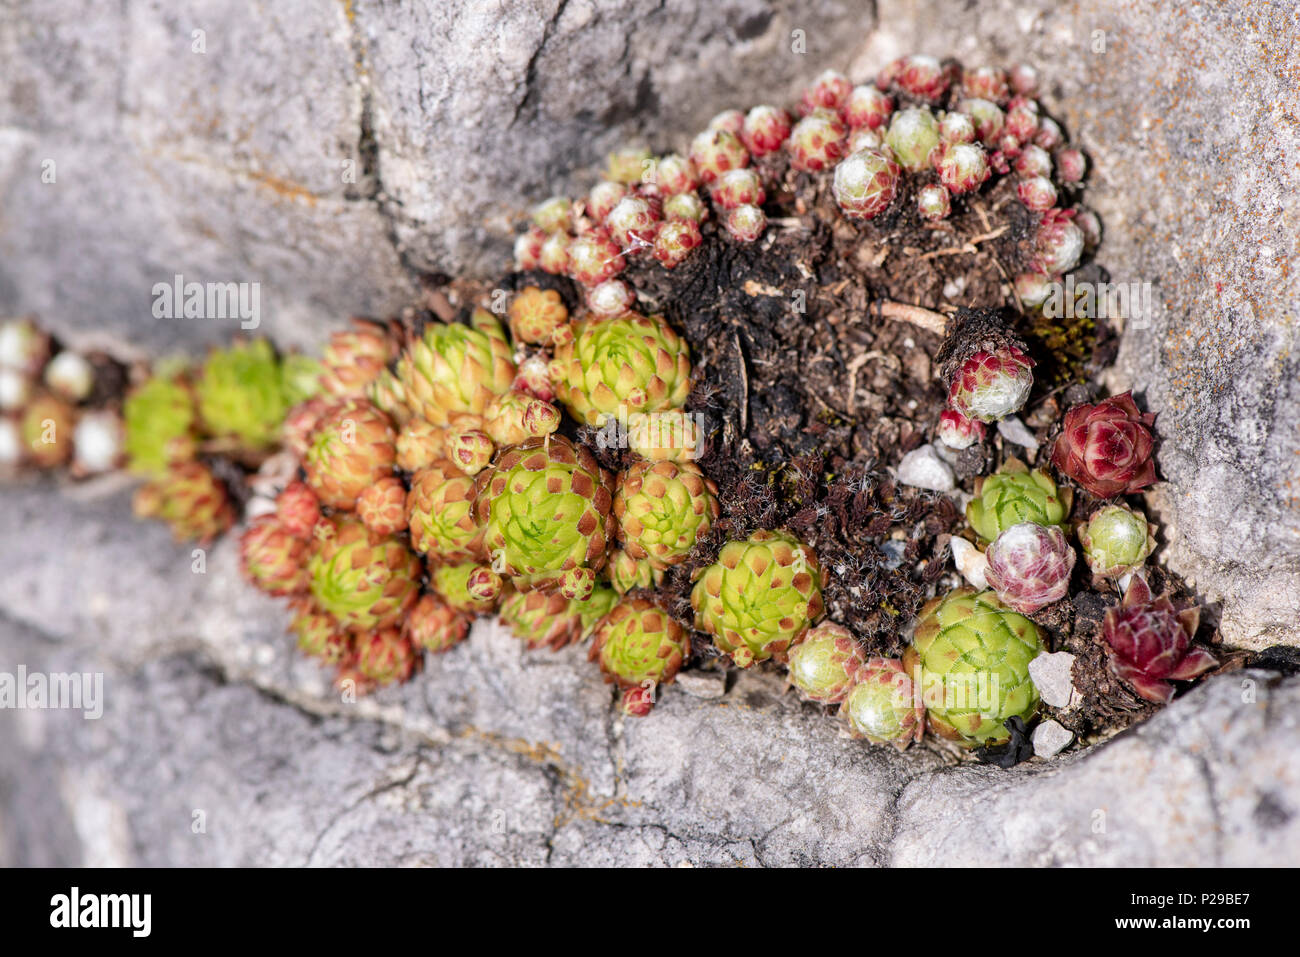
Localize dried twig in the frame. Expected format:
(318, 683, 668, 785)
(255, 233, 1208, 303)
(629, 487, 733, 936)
(917, 223, 1010, 261)
(734, 330, 749, 434)
(876, 300, 949, 337)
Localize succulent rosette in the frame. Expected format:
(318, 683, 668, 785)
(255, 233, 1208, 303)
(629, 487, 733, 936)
(724, 205, 766, 242)
(499, 588, 612, 651)
(194, 339, 288, 452)
(652, 219, 703, 268)
(239, 515, 310, 596)
(396, 309, 515, 426)
(614, 459, 719, 569)
(443, 425, 494, 475)
(1033, 208, 1085, 275)
(368, 368, 412, 426)
(885, 107, 940, 171)
(0, 316, 50, 376)
(606, 549, 664, 594)
(355, 628, 419, 686)
(549, 312, 691, 427)
(917, 184, 951, 221)
(936, 408, 986, 450)
(1050, 391, 1157, 498)
(966, 458, 1071, 543)
(21, 393, 74, 468)
(946, 345, 1035, 423)
(1078, 504, 1156, 578)
(905, 588, 1042, 747)
(132, 461, 235, 544)
(832, 148, 900, 220)
(405, 594, 471, 654)
(406, 462, 483, 563)
(842, 657, 925, 749)
(1103, 576, 1217, 704)
(356, 475, 408, 536)
(395, 419, 446, 473)
(842, 86, 893, 130)
(691, 530, 826, 668)
(288, 601, 351, 664)
(787, 111, 848, 172)
(983, 522, 1076, 613)
(473, 436, 614, 595)
(786, 622, 868, 704)
(280, 353, 325, 408)
(307, 516, 421, 630)
(688, 129, 749, 184)
(484, 390, 561, 447)
(934, 141, 991, 195)
(508, 286, 568, 345)
(430, 561, 503, 615)
(123, 374, 197, 476)
(742, 104, 793, 154)
(626, 409, 705, 462)
(302, 399, 397, 509)
(588, 597, 689, 693)
(282, 396, 331, 461)
(879, 54, 952, 103)
(319, 320, 397, 398)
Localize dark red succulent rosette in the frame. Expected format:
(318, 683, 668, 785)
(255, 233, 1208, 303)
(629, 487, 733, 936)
(1102, 576, 1217, 704)
(1050, 391, 1156, 498)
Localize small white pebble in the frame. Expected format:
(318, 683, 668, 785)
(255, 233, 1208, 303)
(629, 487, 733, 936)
(942, 276, 966, 299)
(896, 444, 955, 492)
(996, 415, 1040, 454)
(949, 536, 989, 590)
(1032, 719, 1074, 758)
(1028, 651, 1081, 709)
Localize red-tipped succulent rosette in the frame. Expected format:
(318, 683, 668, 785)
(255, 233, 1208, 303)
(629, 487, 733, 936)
(1050, 392, 1157, 498)
(1103, 576, 1218, 704)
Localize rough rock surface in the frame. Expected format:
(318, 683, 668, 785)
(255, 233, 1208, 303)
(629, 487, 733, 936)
(3, 1, 1300, 864)
(3, 0, 1294, 646)
(1, 480, 1298, 866)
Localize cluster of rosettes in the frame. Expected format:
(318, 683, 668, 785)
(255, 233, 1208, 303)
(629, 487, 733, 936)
(0, 316, 126, 480)
(102, 53, 1217, 752)
(219, 281, 718, 712)
(121, 335, 322, 543)
(513, 120, 773, 291)
(510, 56, 1092, 296)
(944, 388, 1213, 709)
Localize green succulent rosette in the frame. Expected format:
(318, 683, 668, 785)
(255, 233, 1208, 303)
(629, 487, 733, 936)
(473, 436, 614, 595)
(280, 352, 325, 407)
(786, 622, 867, 704)
(549, 312, 692, 427)
(690, 529, 825, 668)
(407, 463, 483, 562)
(966, 458, 1071, 543)
(905, 587, 1042, 747)
(123, 374, 197, 476)
(606, 549, 663, 594)
(395, 309, 515, 426)
(289, 602, 350, 664)
(588, 597, 689, 689)
(614, 459, 719, 569)
(430, 561, 501, 614)
(842, 657, 924, 749)
(1078, 504, 1156, 578)
(307, 517, 421, 630)
(194, 338, 288, 451)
